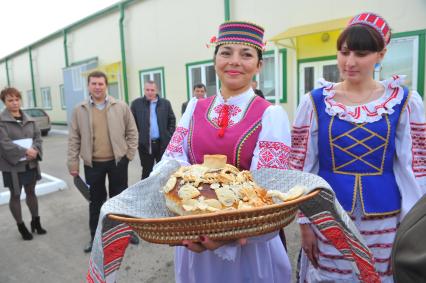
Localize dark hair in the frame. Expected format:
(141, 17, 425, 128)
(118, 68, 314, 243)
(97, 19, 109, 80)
(193, 83, 206, 91)
(87, 70, 108, 85)
(0, 87, 22, 102)
(214, 45, 263, 62)
(337, 25, 385, 52)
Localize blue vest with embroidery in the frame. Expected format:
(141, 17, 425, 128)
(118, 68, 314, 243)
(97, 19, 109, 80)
(311, 87, 409, 216)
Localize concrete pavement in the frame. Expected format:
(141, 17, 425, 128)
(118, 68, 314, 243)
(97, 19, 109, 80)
(0, 126, 302, 282)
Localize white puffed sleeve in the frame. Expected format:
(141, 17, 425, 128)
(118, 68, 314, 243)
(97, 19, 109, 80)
(291, 93, 319, 224)
(250, 105, 291, 170)
(394, 91, 426, 219)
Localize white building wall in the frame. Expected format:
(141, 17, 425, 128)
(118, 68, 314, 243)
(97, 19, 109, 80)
(0, 62, 7, 87)
(233, 0, 426, 36)
(33, 37, 67, 122)
(67, 12, 121, 66)
(232, 0, 426, 119)
(125, 0, 224, 116)
(0, 0, 424, 122)
(8, 53, 33, 108)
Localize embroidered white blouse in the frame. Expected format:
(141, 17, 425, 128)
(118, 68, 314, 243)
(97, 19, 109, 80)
(292, 76, 426, 221)
(158, 87, 292, 170)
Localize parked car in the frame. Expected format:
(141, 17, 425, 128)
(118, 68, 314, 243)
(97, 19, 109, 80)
(22, 108, 51, 136)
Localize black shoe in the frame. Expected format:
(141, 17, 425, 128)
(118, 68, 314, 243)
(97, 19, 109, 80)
(130, 233, 139, 245)
(31, 216, 47, 235)
(17, 222, 33, 240)
(84, 240, 93, 253)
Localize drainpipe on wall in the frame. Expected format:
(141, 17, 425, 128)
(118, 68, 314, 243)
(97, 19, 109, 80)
(63, 29, 69, 68)
(274, 46, 280, 105)
(28, 46, 37, 107)
(119, 3, 129, 104)
(5, 58, 10, 86)
(224, 0, 230, 21)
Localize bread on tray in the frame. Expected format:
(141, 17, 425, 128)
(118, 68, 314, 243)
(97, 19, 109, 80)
(162, 155, 305, 216)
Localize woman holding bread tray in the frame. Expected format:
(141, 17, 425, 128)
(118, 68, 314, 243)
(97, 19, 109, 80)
(154, 21, 293, 283)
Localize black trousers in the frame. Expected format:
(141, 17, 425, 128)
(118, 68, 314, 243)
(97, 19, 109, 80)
(139, 140, 163, 179)
(84, 157, 129, 239)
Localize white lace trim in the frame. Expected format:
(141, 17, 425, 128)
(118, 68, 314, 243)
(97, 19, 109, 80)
(320, 75, 406, 123)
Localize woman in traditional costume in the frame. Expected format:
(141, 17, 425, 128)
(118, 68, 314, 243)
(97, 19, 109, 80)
(158, 21, 293, 283)
(291, 12, 426, 282)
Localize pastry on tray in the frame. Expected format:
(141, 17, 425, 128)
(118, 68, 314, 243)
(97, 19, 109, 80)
(162, 154, 305, 216)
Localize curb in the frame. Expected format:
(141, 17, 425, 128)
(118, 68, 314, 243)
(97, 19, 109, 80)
(0, 173, 68, 205)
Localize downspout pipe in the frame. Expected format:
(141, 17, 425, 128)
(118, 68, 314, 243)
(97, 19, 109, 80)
(224, 0, 230, 21)
(5, 58, 10, 86)
(63, 29, 69, 67)
(119, 3, 129, 104)
(28, 46, 37, 107)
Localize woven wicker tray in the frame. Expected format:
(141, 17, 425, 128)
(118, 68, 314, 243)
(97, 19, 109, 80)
(109, 189, 319, 244)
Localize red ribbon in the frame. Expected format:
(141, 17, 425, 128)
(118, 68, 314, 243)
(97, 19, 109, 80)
(217, 104, 229, 138)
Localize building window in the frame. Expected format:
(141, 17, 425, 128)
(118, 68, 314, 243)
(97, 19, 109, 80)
(26, 90, 35, 108)
(139, 67, 165, 97)
(186, 60, 218, 99)
(378, 34, 420, 91)
(40, 87, 52, 109)
(108, 83, 120, 100)
(255, 49, 288, 103)
(298, 56, 338, 103)
(258, 54, 275, 99)
(60, 84, 66, 109)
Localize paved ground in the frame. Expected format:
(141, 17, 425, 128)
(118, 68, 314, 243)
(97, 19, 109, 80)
(0, 126, 302, 283)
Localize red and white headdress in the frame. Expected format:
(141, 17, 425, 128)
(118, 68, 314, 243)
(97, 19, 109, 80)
(348, 12, 391, 46)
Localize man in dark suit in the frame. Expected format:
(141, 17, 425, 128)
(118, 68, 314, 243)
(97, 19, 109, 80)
(131, 80, 176, 179)
(181, 83, 207, 115)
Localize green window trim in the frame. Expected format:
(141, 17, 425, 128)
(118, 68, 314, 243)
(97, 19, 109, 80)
(263, 49, 288, 104)
(185, 50, 288, 103)
(296, 29, 426, 102)
(138, 67, 166, 98)
(392, 29, 425, 96)
(185, 59, 214, 101)
(296, 55, 337, 105)
(52, 121, 68, 126)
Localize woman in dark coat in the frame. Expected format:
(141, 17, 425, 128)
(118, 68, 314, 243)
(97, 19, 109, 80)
(0, 87, 46, 240)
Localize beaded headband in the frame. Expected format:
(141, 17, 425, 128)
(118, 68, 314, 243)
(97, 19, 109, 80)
(210, 21, 265, 51)
(348, 12, 391, 46)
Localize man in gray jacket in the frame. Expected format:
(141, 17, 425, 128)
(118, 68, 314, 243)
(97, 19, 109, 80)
(67, 71, 138, 252)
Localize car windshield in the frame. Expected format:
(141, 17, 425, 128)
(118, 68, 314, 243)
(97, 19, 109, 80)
(23, 109, 46, 117)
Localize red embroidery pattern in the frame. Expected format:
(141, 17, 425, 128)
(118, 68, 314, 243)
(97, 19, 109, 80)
(410, 122, 426, 177)
(256, 141, 290, 169)
(212, 104, 242, 126)
(290, 125, 310, 170)
(166, 127, 189, 154)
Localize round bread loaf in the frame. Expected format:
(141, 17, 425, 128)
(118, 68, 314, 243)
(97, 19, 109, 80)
(163, 155, 273, 216)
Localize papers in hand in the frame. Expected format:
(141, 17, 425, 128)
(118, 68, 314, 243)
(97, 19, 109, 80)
(13, 138, 32, 161)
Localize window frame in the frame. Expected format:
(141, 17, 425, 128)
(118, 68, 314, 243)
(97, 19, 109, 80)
(40, 87, 52, 110)
(185, 59, 219, 100)
(26, 90, 35, 108)
(138, 67, 166, 98)
(382, 30, 425, 96)
(59, 84, 66, 109)
(255, 49, 288, 103)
